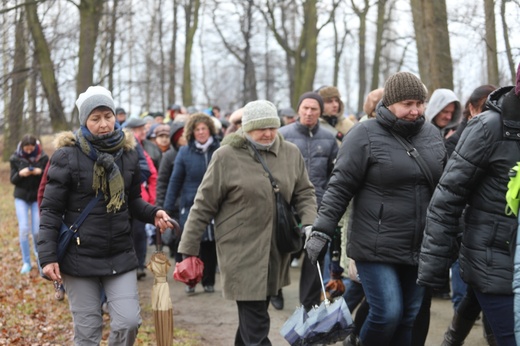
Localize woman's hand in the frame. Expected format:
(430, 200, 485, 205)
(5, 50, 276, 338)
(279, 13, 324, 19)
(43, 263, 62, 283)
(348, 258, 360, 283)
(19, 167, 32, 177)
(154, 210, 179, 233)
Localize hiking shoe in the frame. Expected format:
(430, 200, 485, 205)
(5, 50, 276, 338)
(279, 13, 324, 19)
(203, 285, 215, 293)
(20, 263, 32, 274)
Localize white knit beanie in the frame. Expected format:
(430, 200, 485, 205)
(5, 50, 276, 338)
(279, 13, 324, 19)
(75, 86, 116, 126)
(242, 100, 281, 132)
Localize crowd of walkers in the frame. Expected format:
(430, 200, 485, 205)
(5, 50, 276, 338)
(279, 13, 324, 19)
(8, 62, 520, 345)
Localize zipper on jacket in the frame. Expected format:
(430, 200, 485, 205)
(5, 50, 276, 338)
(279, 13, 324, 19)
(378, 203, 384, 225)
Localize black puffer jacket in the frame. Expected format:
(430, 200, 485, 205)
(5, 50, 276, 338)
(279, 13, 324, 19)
(418, 86, 520, 294)
(10, 150, 49, 202)
(313, 104, 446, 266)
(38, 131, 159, 277)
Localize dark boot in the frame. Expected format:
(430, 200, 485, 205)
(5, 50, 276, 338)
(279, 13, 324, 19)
(343, 333, 359, 346)
(441, 312, 476, 346)
(270, 289, 284, 310)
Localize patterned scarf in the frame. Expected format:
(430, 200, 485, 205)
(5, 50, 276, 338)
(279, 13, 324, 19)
(75, 123, 126, 212)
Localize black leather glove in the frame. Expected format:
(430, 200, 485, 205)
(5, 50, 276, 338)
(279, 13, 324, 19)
(304, 230, 332, 265)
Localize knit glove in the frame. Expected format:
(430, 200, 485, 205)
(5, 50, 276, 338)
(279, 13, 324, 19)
(304, 230, 332, 265)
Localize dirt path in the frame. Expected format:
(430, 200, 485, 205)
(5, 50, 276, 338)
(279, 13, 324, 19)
(138, 251, 488, 346)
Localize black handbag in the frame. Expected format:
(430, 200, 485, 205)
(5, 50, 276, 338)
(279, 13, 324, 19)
(250, 143, 302, 254)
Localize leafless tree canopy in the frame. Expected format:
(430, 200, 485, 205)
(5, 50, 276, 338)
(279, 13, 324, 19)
(1, 0, 519, 157)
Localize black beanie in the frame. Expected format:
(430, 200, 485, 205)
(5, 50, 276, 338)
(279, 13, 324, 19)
(297, 92, 324, 115)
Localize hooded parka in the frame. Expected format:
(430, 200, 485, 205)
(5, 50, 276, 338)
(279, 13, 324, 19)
(177, 130, 316, 300)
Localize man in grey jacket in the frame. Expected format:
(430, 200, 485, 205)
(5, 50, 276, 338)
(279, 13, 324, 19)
(279, 91, 339, 310)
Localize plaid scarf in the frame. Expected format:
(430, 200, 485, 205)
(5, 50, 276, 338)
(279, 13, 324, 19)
(75, 123, 126, 212)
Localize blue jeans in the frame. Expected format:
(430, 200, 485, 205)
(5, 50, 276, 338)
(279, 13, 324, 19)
(356, 262, 424, 346)
(475, 290, 516, 346)
(14, 198, 39, 265)
(451, 259, 467, 310)
(342, 278, 365, 312)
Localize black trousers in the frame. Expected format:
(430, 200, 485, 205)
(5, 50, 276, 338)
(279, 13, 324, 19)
(200, 240, 217, 286)
(299, 253, 324, 310)
(235, 300, 272, 346)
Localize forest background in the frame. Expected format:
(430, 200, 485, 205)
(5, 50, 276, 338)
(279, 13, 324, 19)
(1, 0, 520, 160)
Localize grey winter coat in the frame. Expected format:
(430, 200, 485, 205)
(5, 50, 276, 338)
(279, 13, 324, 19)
(418, 86, 520, 294)
(313, 104, 446, 266)
(178, 130, 316, 300)
(38, 131, 159, 277)
(279, 121, 338, 206)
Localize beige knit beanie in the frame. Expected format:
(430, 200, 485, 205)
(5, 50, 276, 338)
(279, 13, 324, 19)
(242, 100, 281, 132)
(382, 72, 427, 106)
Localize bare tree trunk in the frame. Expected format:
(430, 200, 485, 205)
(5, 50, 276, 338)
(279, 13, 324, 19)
(370, 0, 387, 90)
(263, 0, 322, 108)
(144, 2, 158, 111)
(29, 54, 38, 136)
(4, 10, 27, 161)
(332, 2, 349, 87)
(77, 0, 104, 93)
(157, 0, 166, 111)
(182, 0, 201, 107)
(351, 0, 370, 112)
(108, 0, 119, 91)
(213, 0, 257, 104)
(484, 0, 499, 85)
(411, 0, 453, 93)
(168, 0, 178, 106)
(500, 0, 516, 84)
(25, 1, 67, 132)
(411, 0, 429, 87)
(293, 0, 318, 107)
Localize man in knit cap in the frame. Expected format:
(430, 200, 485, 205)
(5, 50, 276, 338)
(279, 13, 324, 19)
(279, 91, 339, 311)
(317, 86, 355, 144)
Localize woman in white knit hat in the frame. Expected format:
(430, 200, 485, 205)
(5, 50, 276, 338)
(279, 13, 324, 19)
(38, 85, 174, 345)
(178, 100, 317, 345)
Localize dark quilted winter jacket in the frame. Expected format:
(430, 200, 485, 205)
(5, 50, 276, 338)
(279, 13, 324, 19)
(418, 86, 520, 294)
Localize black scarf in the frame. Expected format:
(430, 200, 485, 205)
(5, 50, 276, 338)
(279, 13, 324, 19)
(376, 104, 425, 138)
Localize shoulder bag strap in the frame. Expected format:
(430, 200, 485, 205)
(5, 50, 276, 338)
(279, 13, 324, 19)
(249, 142, 279, 192)
(390, 130, 436, 192)
(69, 193, 102, 232)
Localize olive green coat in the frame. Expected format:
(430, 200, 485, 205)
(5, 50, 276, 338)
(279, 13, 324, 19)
(178, 130, 316, 301)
